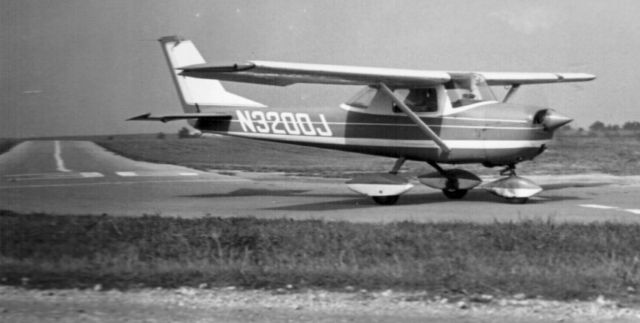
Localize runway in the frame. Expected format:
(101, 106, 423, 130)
(2, 140, 640, 223)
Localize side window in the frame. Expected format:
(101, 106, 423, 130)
(393, 88, 438, 113)
(345, 86, 377, 109)
(445, 74, 496, 108)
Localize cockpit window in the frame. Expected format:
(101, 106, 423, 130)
(445, 73, 496, 108)
(393, 88, 438, 113)
(346, 86, 377, 109)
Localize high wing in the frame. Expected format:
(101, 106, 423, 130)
(179, 60, 596, 88)
(180, 61, 451, 87)
(467, 72, 596, 86)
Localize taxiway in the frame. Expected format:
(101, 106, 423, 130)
(1, 140, 639, 223)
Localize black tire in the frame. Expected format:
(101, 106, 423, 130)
(372, 195, 400, 205)
(506, 197, 529, 204)
(442, 188, 468, 199)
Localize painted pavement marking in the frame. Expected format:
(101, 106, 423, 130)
(54, 141, 71, 172)
(115, 171, 200, 177)
(579, 204, 620, 210)
(80, 172, 104, 178)
(0, 178, 248, 190)
(2, 172, 105, 181)
(115, 172, 137, 177)
(579, 204, 640, 215)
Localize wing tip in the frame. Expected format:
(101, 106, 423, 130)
(127, 113, 152, 121)
(157, 35, 187, 43)
(556, 73, 596, 82)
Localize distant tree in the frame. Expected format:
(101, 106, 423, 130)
(558, 124, 573, 132)
(606, 124, 620, 131)
(157, 132, 166, 139)
(623, 121, 640, 131)
(178, 127, 191, 139)
(589, 121, 605, 132)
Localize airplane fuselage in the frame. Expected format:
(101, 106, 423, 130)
(192, 101, 552, 167)
(139, 35, 592, 204)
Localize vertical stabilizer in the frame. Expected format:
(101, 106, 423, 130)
(158, 36, 266, 112)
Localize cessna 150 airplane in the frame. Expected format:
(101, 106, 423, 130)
(130, 35, 595, 205)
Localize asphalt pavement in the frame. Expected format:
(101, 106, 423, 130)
(2, 140, 640, 223)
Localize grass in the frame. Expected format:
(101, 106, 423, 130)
(94, 133, 640, 177)
(95, 135, 395, 177)
(0, 138, 21, 155)
(2, 210, 640, 302)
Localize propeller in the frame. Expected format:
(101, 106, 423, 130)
(533, 109, 573, 131)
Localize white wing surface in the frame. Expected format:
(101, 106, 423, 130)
(180, 61, 451, 87)
(179, 60, 595, 88)
(473, 72, 596, 86)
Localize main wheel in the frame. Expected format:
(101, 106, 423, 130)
(505, 197, 529, 204)
(372, 195, 400, 205)
(442, 188, 468, 199)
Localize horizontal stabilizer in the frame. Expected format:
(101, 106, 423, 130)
(128, 113, 232, 123)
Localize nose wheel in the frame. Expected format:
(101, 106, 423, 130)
(372, 195, 400, 205)
(442, 187, 468, 199)
(483, 164, 542, 203)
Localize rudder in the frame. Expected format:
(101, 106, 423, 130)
(158, 36, 266, 113)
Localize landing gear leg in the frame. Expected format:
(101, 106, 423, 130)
(427, 161, 469, 200)
(499, 164, 528, 204)
(389, 157, 407, 175)
(500, 164, 517, 177)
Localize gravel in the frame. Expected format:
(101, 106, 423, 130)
(2, 286, 640, 323)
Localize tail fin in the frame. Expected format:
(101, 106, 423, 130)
(158, 36, 266, 113)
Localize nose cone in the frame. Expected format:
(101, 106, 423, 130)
(535, 109, 573, 131)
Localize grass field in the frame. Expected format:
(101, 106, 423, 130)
(0, 138, 21, 155)
(2, 210, 640, 302)
(94, 133, 640, 177)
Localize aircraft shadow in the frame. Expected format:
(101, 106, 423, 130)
(182, 188, 313, 198)
(264, 190, 585, 212)
(179, 186, 587, 212)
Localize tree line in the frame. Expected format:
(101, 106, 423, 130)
(587, 121, 640, 132)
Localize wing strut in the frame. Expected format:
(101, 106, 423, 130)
(502, 84, 521, 103)
(378, 83, 451, 154)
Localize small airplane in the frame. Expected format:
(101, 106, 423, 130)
(130, 35, 595, 205)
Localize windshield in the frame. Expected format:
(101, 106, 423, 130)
(445, 74, 496, 107)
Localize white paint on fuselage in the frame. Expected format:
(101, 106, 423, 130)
(236, 110, 333, 137)
(222, 131, 549, 150)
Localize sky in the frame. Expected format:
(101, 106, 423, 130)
(1, 0, 639, 138)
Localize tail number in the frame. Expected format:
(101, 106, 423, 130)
(237, 111, 333, 137)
